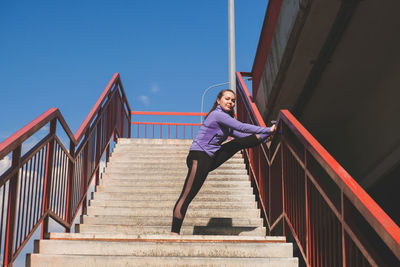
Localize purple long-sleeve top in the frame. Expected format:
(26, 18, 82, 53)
(190, 106, 271, 157)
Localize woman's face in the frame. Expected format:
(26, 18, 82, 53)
(217, 91, 236, 112)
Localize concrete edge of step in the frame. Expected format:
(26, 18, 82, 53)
(45, 232, 286, 242)
(117, 138, 194, 144)
(27, 254, 299, 266)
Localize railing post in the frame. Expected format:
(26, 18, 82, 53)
(95, 110, 102, 186)
(128, 107, 132, 138)
(66, 140, 75, 232)
(4, 145, 21, 266)
(81, 130, 90, 215)
(280, 122, 286, 236)
(268, 145, 272, 225)
(41, 119, 57, 239)
(106, 143, 110, 163)
(258, 148, 263, 204)
(120, 101, 124, 138)
(305, 149, 310, 263)
(248, 148, 253, 182)
(341, 191, 346, 267)
(113, 96, 118, 142)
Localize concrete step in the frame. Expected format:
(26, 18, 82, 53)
(94, 185, 253, 195)
(100, 172, 250, 181)
(113, 148, 192, 154)
(46, 233, 285, 241)
(76, 224, 266, 236)
(35, 239, 293, 258)
(114, 145, 191, 151)
(99, 179, 251, 188)
(109, 153, 244, 159)
(27, 138, 298, 267)
(108, 153, 243, 160)
(103, 167, 245, 174)
(115, 141, 191, 146)
(117, 138, 194, 145)
(105, 169, 247, 176)
(103, 168, 248, 176)
(91, 192, 255, 202)
(113, 144, 189, 149)
(105, 162, 246, 170)
(28, 254, 298, 267)
(80, 215, 263, 227)
(88, 199, 256, 209)
(112, 148, 192, 153)
(84, 206, 260, 218)
(107, 157, 244, 164)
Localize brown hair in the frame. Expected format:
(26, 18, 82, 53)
(204, 89, 235, 120)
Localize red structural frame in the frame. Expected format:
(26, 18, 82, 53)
(1, 70, 398, 266)
(236, 71, 400, 266)
(0, 73, 131, 266)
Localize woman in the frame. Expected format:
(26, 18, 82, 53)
(171, 89, 276, 234)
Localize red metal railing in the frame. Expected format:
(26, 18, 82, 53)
(0, 73, 131, 266)
(131, 111, 205, 139)
(236, 71, 400, 266)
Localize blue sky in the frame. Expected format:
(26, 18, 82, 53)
(0, 0, 268, 141)
(0, 1, 268, 265)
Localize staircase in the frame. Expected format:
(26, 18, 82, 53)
(27, 138, 298, 266)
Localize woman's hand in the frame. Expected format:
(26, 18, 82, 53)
(270, 124, 277, 133)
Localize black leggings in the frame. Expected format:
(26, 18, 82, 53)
(171, 134, 262, 233)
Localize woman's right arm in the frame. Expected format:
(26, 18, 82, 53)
(214, 111, 272, 134)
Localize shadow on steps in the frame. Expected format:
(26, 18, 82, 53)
(193, 217, 258, 235)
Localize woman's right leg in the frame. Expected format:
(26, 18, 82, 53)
(209, 134, 262, 172)
(171, 151, 213, 234)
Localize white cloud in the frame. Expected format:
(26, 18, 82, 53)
(150, 83, 160, 94)
(139, 95, 150, 106)
(0, 156, 11, 176)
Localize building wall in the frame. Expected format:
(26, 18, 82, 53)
(255, 0, 301, 117)
(251, 0, 400, 224)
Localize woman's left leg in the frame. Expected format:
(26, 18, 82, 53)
(209, 134, 261, 172)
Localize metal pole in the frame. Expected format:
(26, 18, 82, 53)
(200, 78, 250, 123)
(228, 0, 236, 94)
(200, 81, 230, 123)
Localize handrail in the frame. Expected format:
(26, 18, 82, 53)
(0, 73, 131, 157)
(0, 73, 130, 266)
(279, 110, 400, 249)
(131, 111, 205, 139)
(236, 71, 400, 266)
(76, 73, 131, 140)
(0, 109, 61, 160)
